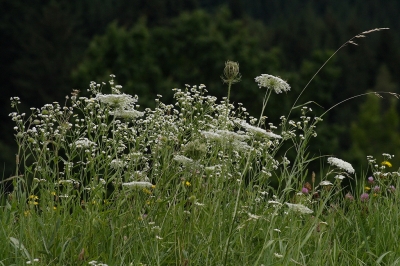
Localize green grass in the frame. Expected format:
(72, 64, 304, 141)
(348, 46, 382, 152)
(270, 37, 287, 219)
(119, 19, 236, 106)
(2, 29, 400, 265)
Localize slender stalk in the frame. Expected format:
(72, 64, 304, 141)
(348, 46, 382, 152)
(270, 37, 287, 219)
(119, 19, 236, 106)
(287, 28, 389, 121)
(257, 89, 272, 127)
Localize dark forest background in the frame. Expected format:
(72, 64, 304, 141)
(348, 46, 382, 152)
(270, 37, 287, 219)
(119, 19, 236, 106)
(1, 0, 400, 180)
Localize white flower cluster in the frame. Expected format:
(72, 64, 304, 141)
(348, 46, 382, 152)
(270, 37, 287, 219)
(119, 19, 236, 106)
(74, 138, 96, 148)
(122, 181, 153, 188)
(327, 157, 355, 174)
(95, 93, 137, 108)
(285, 202, 313, 214)
(173, 155, 194, 165)
(110, 109, 144, 119)
(239, 120, 282, 139)
(254, 74, 290, 94)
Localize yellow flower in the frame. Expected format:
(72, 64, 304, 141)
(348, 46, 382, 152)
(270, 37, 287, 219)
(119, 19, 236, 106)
(142, 188, 152, 195)
(185, 181, 191, 187)
(365, 186, 371, 191)
(382, 161, 392, 167)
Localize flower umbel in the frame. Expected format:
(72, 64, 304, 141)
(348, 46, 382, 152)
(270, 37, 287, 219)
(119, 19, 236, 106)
(255, 74, 290, 94)
(285, 202, 313, 214)
(327, 157, 355, 174)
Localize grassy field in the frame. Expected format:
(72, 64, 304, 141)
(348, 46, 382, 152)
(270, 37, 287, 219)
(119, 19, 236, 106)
(1, 29, 400, 265)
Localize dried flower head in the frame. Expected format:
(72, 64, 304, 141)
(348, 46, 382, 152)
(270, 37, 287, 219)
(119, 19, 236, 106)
(221, 61, 241, 84)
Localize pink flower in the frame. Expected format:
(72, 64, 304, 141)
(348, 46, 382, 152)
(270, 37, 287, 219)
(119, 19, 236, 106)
(301, 187, 309, 195)
(360, 193, 369, 202)
(345, 192, 354, 201)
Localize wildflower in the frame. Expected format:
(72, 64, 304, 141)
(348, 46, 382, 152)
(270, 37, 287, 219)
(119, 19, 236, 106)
(381, 161, 392, 167)
(221, 61, 241, 84)
(95, 93, 136, 108)
(215, 129, 250, 141)
(301, 187, 309, 195)
(334, 175, 346, 180)
(239, 120, 282, 139)
(248, 213, 261, 220)
(345, 192, 354, 201)
(373, 186, 380, 193)
(274, 253, 284, 258)
(74, 138, 96, 148)
(110, 159, 126, 169)
(268, 200, 282, 205)
(110, 109, 144, 119)
(360, 193, 369, 202)
(388, 185, 396, 193)
(173, 155, 193, 165)
(327, 157, 355, 174)
(365, 186, 371, 191)
(185, 181, 191, 187)
(254, 74, 290, 94)
(285, 202, 313, 214)
(319, 181, 333, 186)
(367, 176, 374, 184)
(122, 181, 154, 188)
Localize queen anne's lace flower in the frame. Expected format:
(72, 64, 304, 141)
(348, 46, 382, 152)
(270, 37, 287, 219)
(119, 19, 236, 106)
(173, 155, 194, 165)
(285, 202, 313, 214)
(320, 180, 333, 186)
(255, 74, 290, 94)
(122, 181, 153, 188)
(110, 109, 144, 119)
(75, 138, 96, 148)
(95, 93, 137, 108)
(239, 120, 282, 139)
(327, 157, 355, 174)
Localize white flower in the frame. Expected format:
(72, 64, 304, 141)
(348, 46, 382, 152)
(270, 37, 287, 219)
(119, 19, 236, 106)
(334, 175, 346, 180)
(247, 213, 261, 220)
(95, 93, 136, 108)
(239, 120, 282, 139)
(200, 130, 222, 140)
(110, 109, 144, 119)
(327, 157, 355, 174)
(320, 180, 333, 186)
(255, 74, 290, 94)
(122, 181, 154, 188)
(268, 200, 282, 205)
(274, 253, 284, 258)
(75, 138, 96, 148)
(173, 155, 193, 165)
(110, 159, 126, 169)
(215, 129, 249, 141)
(285, 202, 313, 214)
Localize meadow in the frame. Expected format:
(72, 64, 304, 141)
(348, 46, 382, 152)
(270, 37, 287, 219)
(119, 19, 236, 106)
(1, 28, 400, 266)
